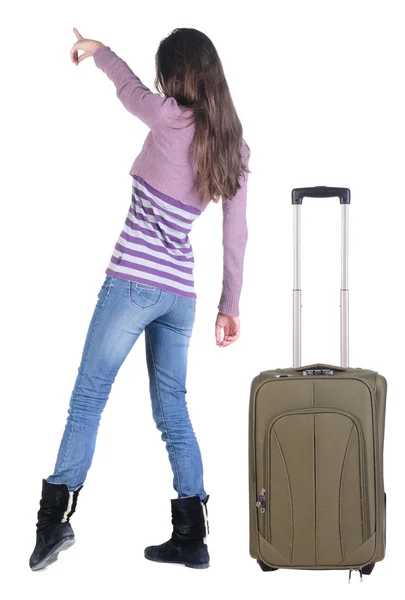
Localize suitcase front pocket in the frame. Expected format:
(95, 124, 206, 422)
(262, 408, 369, 567)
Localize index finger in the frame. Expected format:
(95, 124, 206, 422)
(73, 27, 84, 40)
(219, 332, 239, 347)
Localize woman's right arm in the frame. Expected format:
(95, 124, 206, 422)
(217, 142, 250, 318)
(215, 143, 249, 347)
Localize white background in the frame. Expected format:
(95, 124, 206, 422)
(1, 0, 404, 598)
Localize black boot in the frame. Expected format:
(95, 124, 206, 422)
(29, 479, 83, 571)
(144, 495, 210, 569)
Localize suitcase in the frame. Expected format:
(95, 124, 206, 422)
(249, 187, 387, 581)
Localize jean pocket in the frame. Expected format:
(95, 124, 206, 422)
(129, 281, 162, 309)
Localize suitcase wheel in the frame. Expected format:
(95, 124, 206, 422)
(360, 563, 375, 576)
(257, 559, 278, 572)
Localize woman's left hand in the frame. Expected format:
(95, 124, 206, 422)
(70, 28, 104, 65)
(215, 313, 240, 347)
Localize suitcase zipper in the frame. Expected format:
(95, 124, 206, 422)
(256, 488, 266, 513)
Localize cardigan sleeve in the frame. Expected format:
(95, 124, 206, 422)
(217, 143, 249, 317)
(93, 45, 168, 128)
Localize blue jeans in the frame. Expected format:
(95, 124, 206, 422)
(47, 275, 206, 501)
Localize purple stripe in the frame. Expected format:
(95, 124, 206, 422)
(133, 174, 201, 216)
(128, 209, 185, 244)
(114, 242, 194, 274)
(120, 230, 194, 263)
(130, 202, 190, 236)
(132, 194, 192, 233)
(111, 255, 194, 287)
(124, 218, 192, 254)
(106, 267, 197, 298)
(134, 187, 195, 225)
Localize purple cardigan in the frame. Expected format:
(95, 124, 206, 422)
(93, 45, 249, 317)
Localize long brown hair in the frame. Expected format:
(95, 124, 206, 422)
(154, 28, 250, 204)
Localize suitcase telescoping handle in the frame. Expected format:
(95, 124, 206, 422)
(291, 186, 351, 368)
(292, 186, 351, 205)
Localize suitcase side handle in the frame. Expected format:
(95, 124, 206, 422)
(292, 186, 351, 205)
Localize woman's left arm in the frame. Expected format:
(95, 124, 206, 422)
(92, 45, 168, 128)
(70, 29, 167, 128)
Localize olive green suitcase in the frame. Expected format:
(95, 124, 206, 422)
(249, 187, 387, 581)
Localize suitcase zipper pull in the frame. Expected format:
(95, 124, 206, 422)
(256, 488, 266, 513)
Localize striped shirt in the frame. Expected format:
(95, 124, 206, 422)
(105, 174, 201, 298)
(93, 45, 249, 316)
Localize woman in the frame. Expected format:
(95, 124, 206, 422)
(29, 26, 250, 571)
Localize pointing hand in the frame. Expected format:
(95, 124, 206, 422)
(70, 28, 104, 65)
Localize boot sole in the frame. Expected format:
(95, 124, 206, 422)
(185, 562, 210, 569)
(30, 536, 75, 571)
(144, 553, 209, 569)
